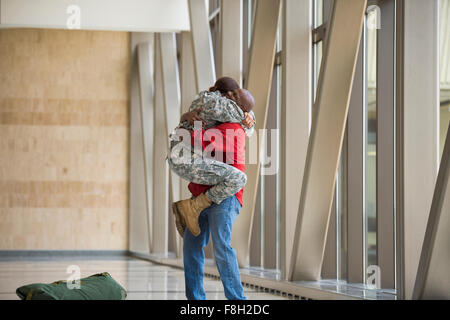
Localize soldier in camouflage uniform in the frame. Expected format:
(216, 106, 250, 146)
(167, 78, 255, 238)
(176, 89, 255, 136)
(168, 90, 255, 205)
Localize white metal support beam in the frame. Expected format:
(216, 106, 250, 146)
(129, 33, 154, 254)
(396, 0, 439, 299)
(280, 0, 312, 279)
(160, 33, 182, 202)
(219, 0, 243, 85)
(159, 33, 183, 254)
(263, 64, 280, 270)
(188, 0, 216, 91)
(152, 37, 169, 254)
(250, 179, 263, 267)
(187, 0, 217, 260)
(231, 0, 282, 268)
(138, 42, 156, 252)
(377, 0, 396, 289)
(289, 0, 367, 281)
(176, 31, 198, 257)
(179, 32, 198, 117)
(179, 31, 197, 206)
(413, 123, 450, 300)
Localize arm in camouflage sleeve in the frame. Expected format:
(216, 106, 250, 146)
(185, 90, 256, 136)
(200, 91, 257, 136)
(202, 93, 257, 137)
(199, 91, 245, 122)
(176, 91, 208, 129)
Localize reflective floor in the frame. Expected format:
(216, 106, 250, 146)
(0, 256, 288, 300)
(239, 267, 396, 300)
(141, 255, 397, 300)
(295, 280, 397, 300)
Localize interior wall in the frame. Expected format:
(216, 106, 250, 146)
(0, 28, 130, 250)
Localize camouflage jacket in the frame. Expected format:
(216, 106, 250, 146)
(179, 90, 255, 137)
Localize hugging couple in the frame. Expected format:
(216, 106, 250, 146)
(167, 76, 255, 300)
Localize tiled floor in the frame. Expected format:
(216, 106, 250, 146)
(0, 256, 288, 300)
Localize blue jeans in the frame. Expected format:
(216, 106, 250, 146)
(183, 195, 246, 300)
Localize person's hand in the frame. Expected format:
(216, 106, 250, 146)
(181, 108, 205, 127)
(242, 112, 255, 128)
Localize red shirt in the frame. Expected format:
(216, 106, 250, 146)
(188, 123, 246, 206)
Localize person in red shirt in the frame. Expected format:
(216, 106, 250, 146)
(169, 83, 255, 238)
(182, 119, 249, 300)
(188, 121, 247, 206)
(173, 83, 255, 300)
(168, 78, 254, 300)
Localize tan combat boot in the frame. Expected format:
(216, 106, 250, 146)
(171, 203, 186, 238)
(174, 193, 212, 236)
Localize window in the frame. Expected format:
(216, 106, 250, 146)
(365, 7, 378, 269)
(245, 0, 282, 271)
(314, 0, 349, 282)
(313, 0, 396, 289)
(208, 0, 221, 70)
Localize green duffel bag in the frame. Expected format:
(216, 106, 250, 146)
(16, 272, 127, 300)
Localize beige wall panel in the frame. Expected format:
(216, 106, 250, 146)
(0, 28, 130, 250)
(0, 208, 127, 249)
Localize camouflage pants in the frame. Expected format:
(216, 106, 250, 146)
(167, 141, 247, 205)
